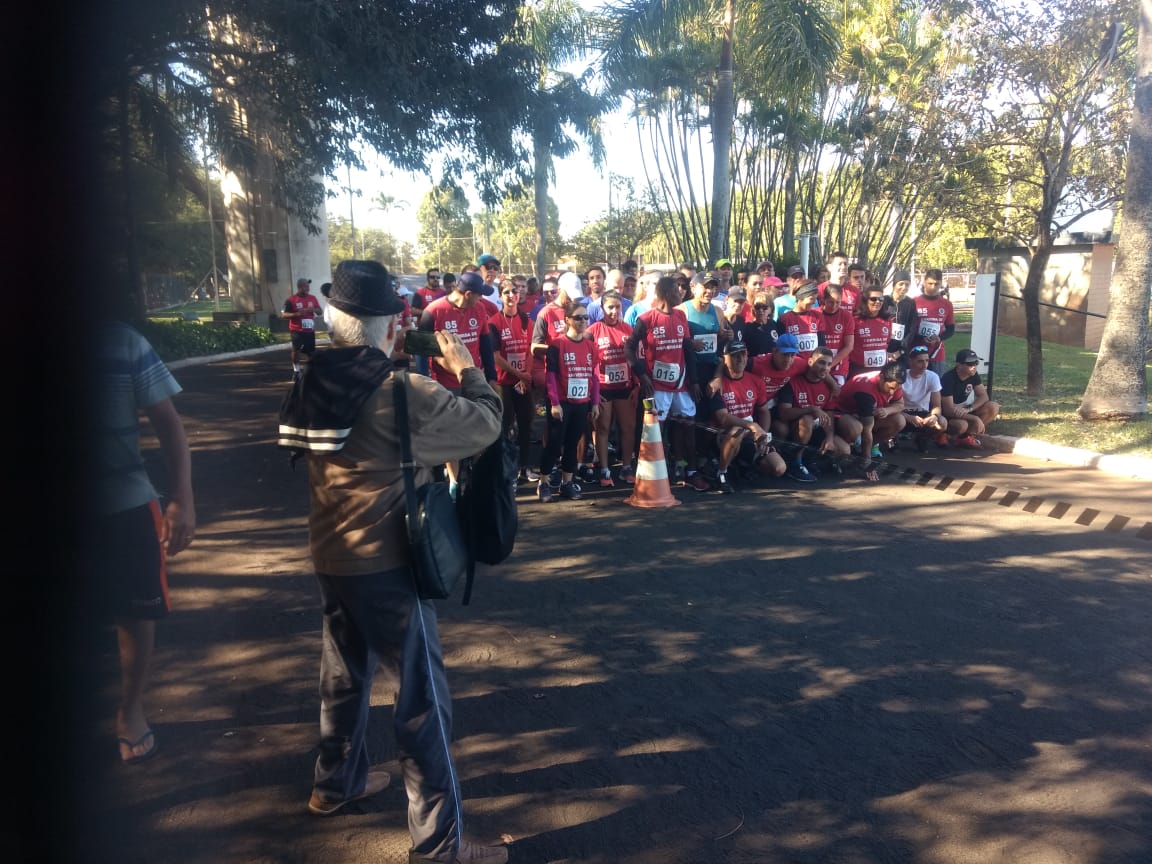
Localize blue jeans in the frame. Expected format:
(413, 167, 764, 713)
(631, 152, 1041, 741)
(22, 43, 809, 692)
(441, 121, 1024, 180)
(314, 567, 463, 862)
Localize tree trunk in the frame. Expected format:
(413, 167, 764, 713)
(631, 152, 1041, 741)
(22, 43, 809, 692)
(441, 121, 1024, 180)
(534, 129, 550, 278)
(707, 0, 735, 266)
(1080, 0, 1152, 420)
(782, 155, 797, 260)
(1020, 240, 1050, 397)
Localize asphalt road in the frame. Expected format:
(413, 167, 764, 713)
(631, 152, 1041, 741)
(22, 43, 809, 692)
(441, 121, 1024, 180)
(78, 348, 1152, 864)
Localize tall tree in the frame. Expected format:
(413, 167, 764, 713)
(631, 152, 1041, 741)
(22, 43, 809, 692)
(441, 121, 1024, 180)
(416, 183, 476, 272)
(477, 186, 562, 274)
(515, 0, 607, 278)
(948, 0, 1135, 396)
(1080, 0, 1152, 421)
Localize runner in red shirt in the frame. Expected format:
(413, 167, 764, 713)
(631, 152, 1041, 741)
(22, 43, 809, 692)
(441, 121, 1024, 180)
(416, 271, 496, 390)
(848, 287, 894, 378)
(837, 362, 908, 480)
(412, 268, 444, 311)
(912, 268, 955, 375)
(625, 275, 707, 490)
(538, 302, 601, 502)
(776, 347, 854, 482)
(281, 277, 322, 377)
(745, 332, 808, 440)
(707, 340, 786, 492)
(587, 291, 638, 487)
(489, 278, 537, 483)
(820, 283, 855, 384)
(778, 281, 825, 360)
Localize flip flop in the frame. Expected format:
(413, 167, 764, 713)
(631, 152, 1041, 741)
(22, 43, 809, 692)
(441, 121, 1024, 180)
(118, 729, 157, 764)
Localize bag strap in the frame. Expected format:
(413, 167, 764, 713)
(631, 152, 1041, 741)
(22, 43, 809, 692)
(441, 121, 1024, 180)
(393, 370, 420, 550)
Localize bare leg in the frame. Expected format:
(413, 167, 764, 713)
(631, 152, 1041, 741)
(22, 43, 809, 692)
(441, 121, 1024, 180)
(117, 620, 156, 758)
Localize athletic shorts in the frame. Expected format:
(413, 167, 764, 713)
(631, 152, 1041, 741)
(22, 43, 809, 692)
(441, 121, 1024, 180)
(95, 500, 170, 622)
(651, 388, 696, 420)
(600, 387, 635, 402)
(291, 330, 317, 355)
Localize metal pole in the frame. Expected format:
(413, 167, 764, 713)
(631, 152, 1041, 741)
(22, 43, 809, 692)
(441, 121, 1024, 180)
(987, 272, 1001, 395)
(204, 139, 219, 310)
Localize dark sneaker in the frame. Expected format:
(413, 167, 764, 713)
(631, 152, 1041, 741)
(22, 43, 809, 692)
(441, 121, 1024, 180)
(717, 473, 735, 494)
(686, 472, 711, 491)
(548, 469, 562, 489)
(619, 465, 636, 484)
(537, 481, 553, 502)
(915, 432, 931, 453)
(956, 434, 982, 449)
(578, 464, 598, 484)
(559, 481, 583, 500)
(935, 433, 951, 448)
(787, 462, 817, 483)
(454, 840, 510, 864)
(308, 768, 390, 816)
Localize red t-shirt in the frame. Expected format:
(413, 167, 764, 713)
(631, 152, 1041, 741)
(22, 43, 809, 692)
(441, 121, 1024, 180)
(284, 293, 321, 332)
(747, 353, 808, 406)
(422, 296, 489, 389)
(821, 308, 855, 377)
(912, 295, 955, 362)
(414, 286, 444, 309)
(779, 309, 825, 359)
(489, 310, 533, 387)
(716, 372, 768, 422)
(837, 371, 903, 413)
(534, 304, 568, 346)
(546, 335, 600, 405)
(588, 319, 634, 391)
(781, 374, 836, 411)
(850, 316, 892, 370)
(632, 307, 692, 392)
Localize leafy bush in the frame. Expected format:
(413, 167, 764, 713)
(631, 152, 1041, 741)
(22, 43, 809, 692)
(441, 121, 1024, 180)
(140, 319, 276, 362)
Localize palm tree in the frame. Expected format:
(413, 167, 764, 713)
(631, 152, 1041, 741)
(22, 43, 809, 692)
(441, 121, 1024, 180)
(599, 0, 838, 265)
(515, 0, 608, 277)
(1080, 3, 1151, 421)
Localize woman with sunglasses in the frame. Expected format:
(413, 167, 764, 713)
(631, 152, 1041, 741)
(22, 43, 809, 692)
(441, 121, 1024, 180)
(538, 302, 601, 501)
(743, 290, 779, 357)
(847, 288, 893, 379)
(490, 278, 538, 483)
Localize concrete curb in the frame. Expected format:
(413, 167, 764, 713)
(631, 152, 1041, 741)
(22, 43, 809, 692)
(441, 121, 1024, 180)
(982, 434, 1152, 482)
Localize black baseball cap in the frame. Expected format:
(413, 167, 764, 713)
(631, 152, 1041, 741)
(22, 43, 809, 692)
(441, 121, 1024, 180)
(956, 348, 983, 364)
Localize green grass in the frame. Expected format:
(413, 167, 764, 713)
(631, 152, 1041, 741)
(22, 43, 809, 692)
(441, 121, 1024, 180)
(950, 330, 1152, 458)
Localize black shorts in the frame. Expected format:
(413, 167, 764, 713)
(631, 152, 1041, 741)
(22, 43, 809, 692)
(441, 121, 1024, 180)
(94, 500, 170, 622)
(600, 387, 634, 402)
(291, 330, 317, 355)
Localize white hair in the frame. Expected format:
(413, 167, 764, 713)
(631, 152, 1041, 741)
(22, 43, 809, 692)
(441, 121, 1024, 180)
(329, 306, 397, 354)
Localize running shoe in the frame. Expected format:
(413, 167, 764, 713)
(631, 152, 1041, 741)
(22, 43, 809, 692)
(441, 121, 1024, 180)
(870, 444, 883, 459)
(559, 481, 583, 500)
(520, 467, 540, 483)
(686, 471, 711, 491)
(935, 432, 951, 448)
(956, 434, 982, 449)
(599, 468, 615, 488)
(578, 464, 598, 484)
(717, 473, 735, 494)
(787, 461, 817, 483)
(548, 468, 562, 489)
(619, 465, 637, 484)
(537, 481, 553, 502)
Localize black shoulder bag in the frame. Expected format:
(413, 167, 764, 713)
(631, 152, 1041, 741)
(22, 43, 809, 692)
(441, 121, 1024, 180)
(393, 371, 469, 600)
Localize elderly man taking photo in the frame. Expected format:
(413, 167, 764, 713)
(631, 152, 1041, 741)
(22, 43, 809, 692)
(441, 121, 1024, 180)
(279, 260, 509, 864)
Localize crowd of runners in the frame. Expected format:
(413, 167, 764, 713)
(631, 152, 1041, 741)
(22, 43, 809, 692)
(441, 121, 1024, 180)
(291, 253, 1001, 495)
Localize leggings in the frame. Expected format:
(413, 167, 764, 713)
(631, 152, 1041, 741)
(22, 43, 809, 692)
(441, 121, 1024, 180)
(500, 383, 534, 469)
(540, 401, 592, 476)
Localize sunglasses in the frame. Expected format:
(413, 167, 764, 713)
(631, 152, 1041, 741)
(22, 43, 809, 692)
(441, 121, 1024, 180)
(753, 304, 771, 312)
(961, 360, 979, 366)
(569, 314, 589, 321)
(866, 297, 884, 303)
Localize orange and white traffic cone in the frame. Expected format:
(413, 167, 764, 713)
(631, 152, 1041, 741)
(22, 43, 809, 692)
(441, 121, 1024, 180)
(625, 400, 681, 508)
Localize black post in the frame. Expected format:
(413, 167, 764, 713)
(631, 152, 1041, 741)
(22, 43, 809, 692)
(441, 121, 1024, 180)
(987, 272, 1002, 396)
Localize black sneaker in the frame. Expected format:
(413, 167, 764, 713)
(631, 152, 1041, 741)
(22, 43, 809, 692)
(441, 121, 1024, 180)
(537, 481, 553, 502)
(717, 473, 735, 494)
(577, 464, 598, 484)
(787, 461, 817, 483)
(559, 481, 583, 500)
(914, 433, 930, 453)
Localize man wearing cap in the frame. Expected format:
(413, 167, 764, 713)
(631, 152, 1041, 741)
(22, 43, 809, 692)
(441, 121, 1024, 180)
(778, 280, 826, 360)
(713, 258, 734, 293)
(776, 346, 853, 481)
(278, 260, 509, 864)
(477, 253, 502, 290)
(901, 345, 947, 450)
(939, 348, 999, 448)
(282, 277, 322, 377)
(681, 272, 733, 388)
(776, 265, 806, 318)
(721, 285, 752, 336)
(416, 271, 497, 391)
(757, 260, 775, 279)
(708, 340, 786, 492)
(745, 332, 809, 441)
(912, 268, 955, 376)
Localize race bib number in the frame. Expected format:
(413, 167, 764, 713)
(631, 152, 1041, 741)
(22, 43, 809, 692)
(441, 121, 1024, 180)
(864, 349, 887, 368)
(891, 322, 905, 341)
(918, 320, 941, 339)
(695, 333, 717, 354)
(567, 377, 589, 400)
(301, 317, 315, 330)
(604, 363, 628, 384)
(508, 352, 526, 371)
(796, 332, 818, 353)
(652, 360, 681, 384)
